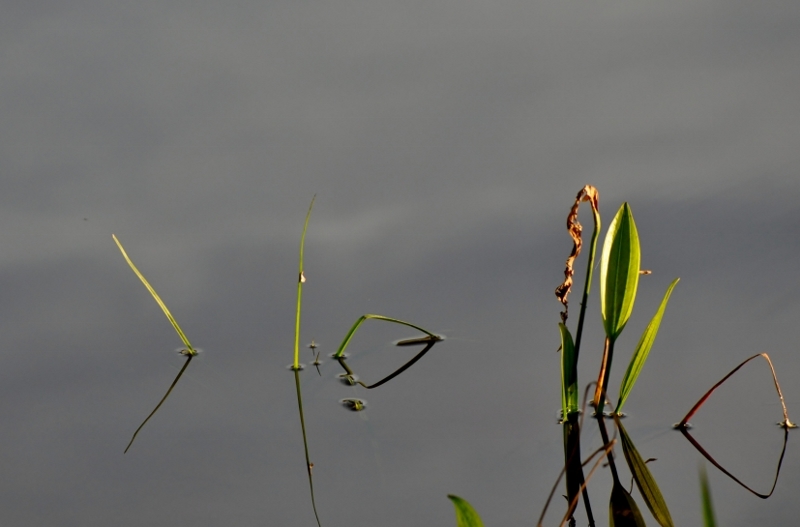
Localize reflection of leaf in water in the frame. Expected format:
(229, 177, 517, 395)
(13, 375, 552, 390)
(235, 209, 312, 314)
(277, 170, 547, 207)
(616, 417, 674, 527)
(610, 481, 646, 527)
(676, 352, 795, 498)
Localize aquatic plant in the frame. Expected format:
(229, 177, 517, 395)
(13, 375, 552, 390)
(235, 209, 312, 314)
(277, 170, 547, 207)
(112, 234, 198, 453)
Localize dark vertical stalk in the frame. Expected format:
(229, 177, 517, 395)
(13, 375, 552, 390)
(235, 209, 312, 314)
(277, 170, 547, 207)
(294, 369, 322, 527)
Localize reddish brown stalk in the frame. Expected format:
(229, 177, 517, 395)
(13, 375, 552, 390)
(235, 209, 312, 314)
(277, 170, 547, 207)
(555, 185, 599, 324)
(592, 338, 611, 409)
(677, 353, 796, 429)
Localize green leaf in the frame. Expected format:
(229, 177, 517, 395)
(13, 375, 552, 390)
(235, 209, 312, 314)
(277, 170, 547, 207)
(616, 278, 680, 414)
(699, 465, 716, 527)
(617, 418, 674, 527)
(610, 481, 647, 527)
(448, 495, 485, 527)
(600, 203, 641, 341)
(333, 314, 438, 358)
(559, 323, 579, 418)
(112, 234, 195, 355)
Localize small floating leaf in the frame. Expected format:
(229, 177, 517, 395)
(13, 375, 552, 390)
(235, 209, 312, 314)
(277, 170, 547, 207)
(616, 278, 680, 414)
(610, 481, 646, 527)
(559, 323, 579, 418)
(600, 203, 641, 342)
(447, 495, 485, 527)
(617, 418, 674, 527)
(699, 465, 716, 527)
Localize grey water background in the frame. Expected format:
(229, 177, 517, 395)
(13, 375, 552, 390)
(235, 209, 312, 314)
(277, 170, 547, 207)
(1, 1, 800, 525)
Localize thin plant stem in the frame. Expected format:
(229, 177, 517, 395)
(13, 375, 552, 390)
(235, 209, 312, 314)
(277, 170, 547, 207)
(572, 197, 601, 366)
(124, 355, 193, 453)
(294, 369, 322, 527)
(593, 337, 613, 412)
(293, 196, 315, 370)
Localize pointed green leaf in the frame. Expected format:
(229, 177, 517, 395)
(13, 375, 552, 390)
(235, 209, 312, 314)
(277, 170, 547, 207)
(699, 465, 716, 527)
(600, 203, 641, 341)
(617, 419, 674, 527)
(333, 314, 438, 358)
(616, 278, 680, 414)
(559, 323, 579, 418)
(448, 495, 485, 527)
(112, 234, 196, 354)
(610, 481, 647, 527)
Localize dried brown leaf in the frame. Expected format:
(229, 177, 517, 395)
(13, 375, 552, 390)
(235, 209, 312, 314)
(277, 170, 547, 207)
(555, 185, 599, 323)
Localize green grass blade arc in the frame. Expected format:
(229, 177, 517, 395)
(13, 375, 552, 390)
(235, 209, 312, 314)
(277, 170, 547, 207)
(616, 278, 680, 414)
(112, 234, 195, 355)
(333, 314, 438, 358)
(293, 196, 315, 369)
(699, 465, 716, 527)
(600, 203, 641, 342)
(616, 417, 674, 527)
(559, 323, 579, 418)
(447, 495, 485, 527)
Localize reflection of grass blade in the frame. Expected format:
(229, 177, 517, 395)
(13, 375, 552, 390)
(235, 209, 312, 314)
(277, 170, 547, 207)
(616, 417, 674, 527)
(294, 369, 322, 527)
(699, 465, 716, 527)
(333, 314, 439, 358)
(447, 495, 485, 527)
(600, 203, 640, 342)
(559, 323, 578, 418)
(336, 339, 437, 389)
(293, 196, 315, 370)
(124, 355, 193, 453)
(112, 234, 196, 354)
(615, 278, 680, 415)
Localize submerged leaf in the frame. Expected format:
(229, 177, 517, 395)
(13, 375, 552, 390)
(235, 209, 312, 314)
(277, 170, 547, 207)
(617, 418, 674, 527)
(600, 203, 641, 341)
(559, 323, 579, 418)
(448, 495, 485, 527)
(610, 481, 647, 527)
(616, 278, 680, 414)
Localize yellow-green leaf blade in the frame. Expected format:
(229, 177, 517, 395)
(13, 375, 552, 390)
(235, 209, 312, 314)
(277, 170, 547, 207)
(600, 203, 641, 341)
(617, 419, 674, 527)
(112, 234, 195, 354)
(616, 278, 680, 414)
(699, 465, 716, 527)
(559, 323, 579, 418)
(448, 495, 485, 527)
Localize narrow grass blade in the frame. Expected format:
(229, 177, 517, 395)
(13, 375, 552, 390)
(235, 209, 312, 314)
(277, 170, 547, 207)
(447, 495, 485, 527)
(699, 465, 716, 527)
(336, 339, 437, 389)
(615, 278, 680, 414)
(610, 480, 646, 527)
(293, 196, 316, 370)
(112, 234, 195, 354)
(600, 203, 640, 341)
(616, 417, 674, 527)
(124, 355, 193, 453)
(333, 314, 439, 358)
(559, 323, 579, 418)
(294, 369, 322, 527)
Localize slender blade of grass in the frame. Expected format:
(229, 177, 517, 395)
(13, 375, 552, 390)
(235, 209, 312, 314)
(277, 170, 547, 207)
(112, 234, 195, 354)
(124, 355, 193, 453)
(616, 417, 674, 527)
(600, 203, 640, 341)
(294, 195, 315, 369)
(615, 278, 680, 414)
(447, 495, 485, 527)
(699, 465, 716, 527)
(559, 323, 579, 418)
(333, 314, 439, 358)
